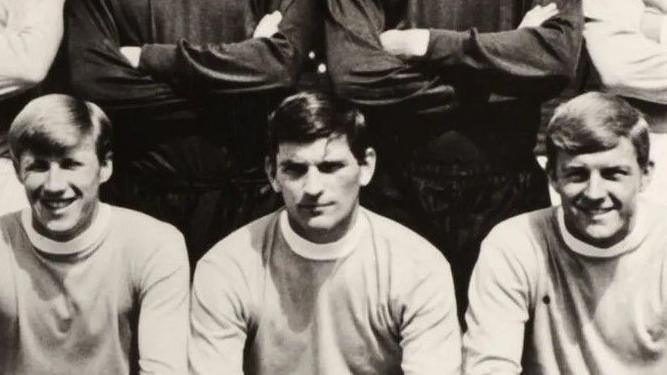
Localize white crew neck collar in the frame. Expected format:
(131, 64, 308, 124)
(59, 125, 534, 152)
(556, 204, 647, 258)
(279, 209, 367, 261)
(21, 203, 111, 255)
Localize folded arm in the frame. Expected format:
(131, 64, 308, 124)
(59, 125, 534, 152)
(419, 0, 583, 98)
(0, 0, 64, 97)
(585, 1, 667, 104)
(137, 0, 320, 96)
(65, 0, 188, 114)
(325, 0, 460, 114)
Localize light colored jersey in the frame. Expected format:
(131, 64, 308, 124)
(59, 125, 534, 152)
(190, 208, 461, 375)
(0, 204, 189, 374)
(464, 202, 667, 374)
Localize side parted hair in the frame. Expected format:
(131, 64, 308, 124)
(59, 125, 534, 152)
(9, 94, 112, 162)
(267, 91, 370, 166)
(546, 92, 650, 173)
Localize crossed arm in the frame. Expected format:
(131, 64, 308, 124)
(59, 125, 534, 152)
(585, 0, 667, 104)
(66, 0, 318, 115)
(326, 0, 583, 114)
(0, 0, 64, 97)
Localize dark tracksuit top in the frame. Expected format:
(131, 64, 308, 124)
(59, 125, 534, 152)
(325, 0, 583, 321)
(64, 0, 320, 260)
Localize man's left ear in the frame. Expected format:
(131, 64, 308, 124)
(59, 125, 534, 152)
(100, 152, 113, 183)
(359, 147, 377, 187)
(640, 160, 655, 192)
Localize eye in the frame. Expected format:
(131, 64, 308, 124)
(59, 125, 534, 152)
(23, 159, 49, 173)
(601, 168, 629, 181)
(281, 162, 307, 177)
(562, 169, 588, 183)
(318, 161, 345, 174)
(60, 158, 84, 169)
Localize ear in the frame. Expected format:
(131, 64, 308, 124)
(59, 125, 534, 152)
(358, 147, 377, 187)
(99, 151, 113, 183)
(10, 153, 23, 183)
(265, 156, 281, 193)
(639, 160, 654, 192)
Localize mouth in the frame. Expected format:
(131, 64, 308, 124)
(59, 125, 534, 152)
(298, 202, 334, 210)
(40, 197, 76, 211)
(576, 205, 615, 218)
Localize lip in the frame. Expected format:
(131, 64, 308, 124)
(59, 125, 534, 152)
(576, 205, 615, 217)
(40, 197, 77, 211)
(298, 202, 334, 210)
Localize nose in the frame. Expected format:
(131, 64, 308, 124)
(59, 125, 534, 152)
(302, 167, 324, 196)
(582, 172, 606, 202)
(43, 164, 67, 193)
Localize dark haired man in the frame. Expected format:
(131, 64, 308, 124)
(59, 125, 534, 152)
(463, 92, 667, 374)
(0, 94, 189, 374)
(189, 92, 461, 375)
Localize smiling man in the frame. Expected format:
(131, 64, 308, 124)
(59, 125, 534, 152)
(189, 92, 461, 375)
(462, 92, 667, 374)
(0, 94, 189, 374)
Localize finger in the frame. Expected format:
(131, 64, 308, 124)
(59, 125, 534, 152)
(542, 3, 557, 11)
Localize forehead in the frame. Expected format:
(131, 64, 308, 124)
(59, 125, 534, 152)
(276, 135, 354, 163)
(19, 132, 97, 160)
(556, 137, 639, 169)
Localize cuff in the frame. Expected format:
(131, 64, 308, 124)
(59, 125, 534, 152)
(424, 28, 470, 65)
(139, 43, 179, 81)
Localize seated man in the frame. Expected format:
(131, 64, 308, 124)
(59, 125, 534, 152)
(464, 92, 667, 374)
(0, 94, 189, 374)
(189, 92, 461, 375)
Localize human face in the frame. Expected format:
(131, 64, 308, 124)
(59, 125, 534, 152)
(550, 137, 652, 248)
(16, 135, 112, 242)
(267, 135, 375, 243)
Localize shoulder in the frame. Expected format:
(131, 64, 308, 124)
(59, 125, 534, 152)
(362, 207, 450, 269)
(484, 207, 555, 248)
(110, 205, 183, 242)
(197, 210, 279, 277)
(108, 205, 187, 263)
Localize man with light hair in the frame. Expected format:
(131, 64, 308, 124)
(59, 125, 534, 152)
(462, 91, 667, 374)
(189, 92, 461, 375)
(0, 94, 189, 374)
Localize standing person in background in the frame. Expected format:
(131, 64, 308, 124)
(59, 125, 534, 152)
(325, 0, 583, 321)
(585, 0, 667, 206)
(0, 0, 64, 215)
(463, 92, 667, 374)
(189, 92, 461, 375)
(65, 0, 320, 264)
(0, 94, 189, 374)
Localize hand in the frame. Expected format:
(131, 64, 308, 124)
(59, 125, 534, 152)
(253, 11, 282, 38)
(518, 3, 559, 28)
(379, 29, 429, 58)
(120, 46, 141, 68)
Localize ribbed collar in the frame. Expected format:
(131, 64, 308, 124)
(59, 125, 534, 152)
(21, 203, 111, 255)
(279, 209, 367, 261)
(557, 204, 647, 258)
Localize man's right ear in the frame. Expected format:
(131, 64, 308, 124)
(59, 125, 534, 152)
(10, 152, 23, 183)
(265, 156, 281, 193)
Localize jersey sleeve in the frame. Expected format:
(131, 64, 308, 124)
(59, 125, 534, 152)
(136, 229, 190, 374)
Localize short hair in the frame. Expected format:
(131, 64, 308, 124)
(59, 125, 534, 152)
(9, 94, 112, 162)
(546, 92, 650, 172)
(267, 91, 370, 165)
